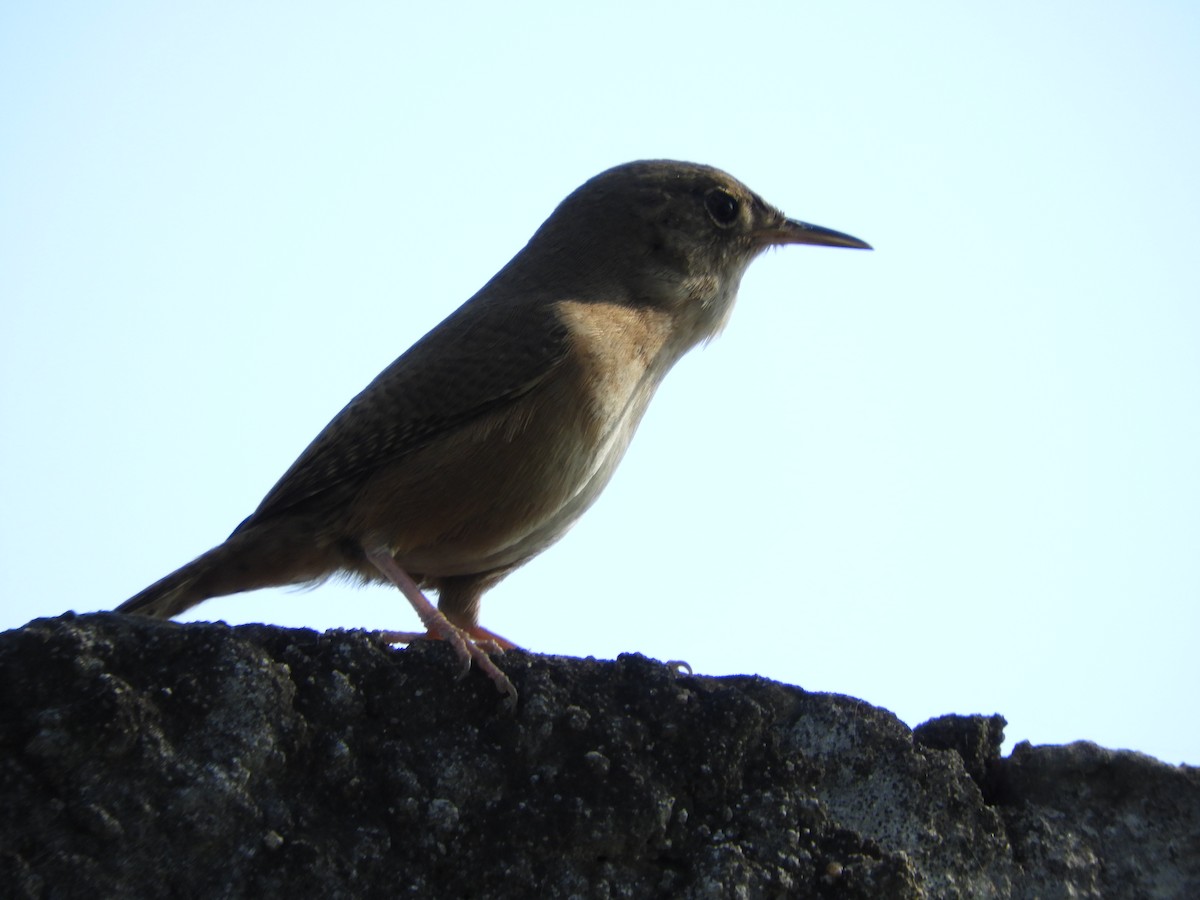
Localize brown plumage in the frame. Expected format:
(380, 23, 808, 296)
(118, 160, 871, 704)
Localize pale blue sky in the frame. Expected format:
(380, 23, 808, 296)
(3, 3, 1198, 764)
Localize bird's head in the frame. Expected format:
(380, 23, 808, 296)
(522, 160, 871, 347)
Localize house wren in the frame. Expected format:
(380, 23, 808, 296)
(118, 160, 871, 705)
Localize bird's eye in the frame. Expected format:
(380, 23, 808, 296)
(704, 189, 740, 227)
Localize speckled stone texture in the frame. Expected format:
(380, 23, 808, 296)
(2, 613, 1196, 899)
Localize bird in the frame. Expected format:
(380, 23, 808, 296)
(117, 160, 871, 706)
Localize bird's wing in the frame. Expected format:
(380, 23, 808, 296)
(232, 298, 570, 533)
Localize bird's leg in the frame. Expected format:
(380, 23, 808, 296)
(433, 573, 520, 652)
(365, 547, 517, 708)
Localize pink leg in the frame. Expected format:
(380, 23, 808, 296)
(365, 548, 517, 708)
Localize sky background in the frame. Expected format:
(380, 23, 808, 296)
(2, 3, 1197, 765)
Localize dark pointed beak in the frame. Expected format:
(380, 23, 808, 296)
(761, 218, 872, 250)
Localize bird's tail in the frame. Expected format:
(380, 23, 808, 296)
(117, 541, 244, 619)
(118, 565, 201, 619)
(117, 526, 334, 619)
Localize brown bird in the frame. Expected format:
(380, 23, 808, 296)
(118, 160, 871, 705)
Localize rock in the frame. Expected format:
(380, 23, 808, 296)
(913, 712, 1007, 792)
(1, 613, 1196, 899)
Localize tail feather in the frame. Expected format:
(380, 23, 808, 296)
(117, 525, 340, 619)
(117, 545, 227, 619)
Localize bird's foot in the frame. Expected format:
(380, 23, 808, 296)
(377, 625, 517, 709)
(367, 549, 518, 709)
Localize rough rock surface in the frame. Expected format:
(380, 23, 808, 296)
(1, 613, 1196, 899)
